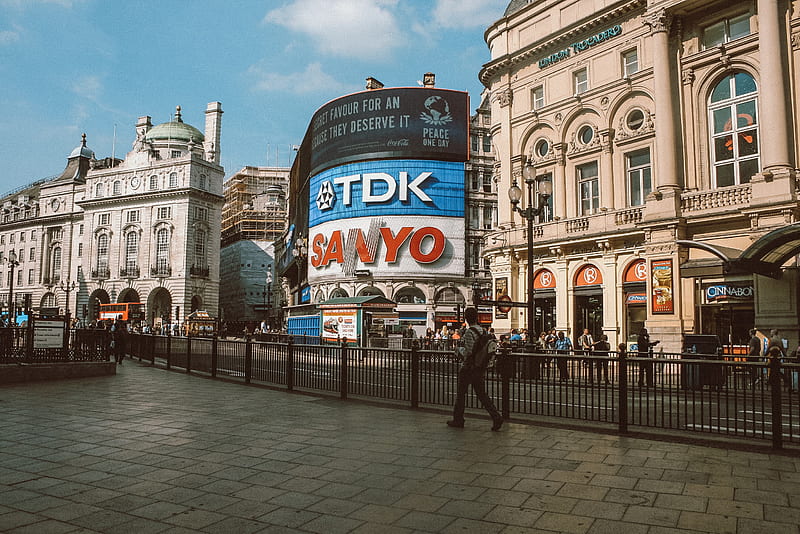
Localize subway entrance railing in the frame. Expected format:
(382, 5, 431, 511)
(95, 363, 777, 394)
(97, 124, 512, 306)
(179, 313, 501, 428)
(125, 333, 799, 450)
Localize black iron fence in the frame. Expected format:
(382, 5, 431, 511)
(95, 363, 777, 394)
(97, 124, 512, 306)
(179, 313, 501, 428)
(118, 334, 800, 449)
(0, 327, 112, 363)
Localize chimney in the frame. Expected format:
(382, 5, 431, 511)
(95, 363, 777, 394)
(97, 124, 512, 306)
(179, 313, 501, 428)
(365, 77, 384, 90)
(423, 72, 435, 87)
(204, 102, 223, 165)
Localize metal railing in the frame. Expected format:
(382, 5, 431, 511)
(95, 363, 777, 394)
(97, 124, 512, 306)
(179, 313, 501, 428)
(0, 327, 112, 363)
(122, 335, 800, 450)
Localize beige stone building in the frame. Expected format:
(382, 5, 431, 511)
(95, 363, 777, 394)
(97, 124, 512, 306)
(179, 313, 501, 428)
(0, 103, 224, 327)
(481, 0, 800, 352)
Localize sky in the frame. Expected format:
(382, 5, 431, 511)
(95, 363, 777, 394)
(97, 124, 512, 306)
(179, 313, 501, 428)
(0, 0, 507, 196)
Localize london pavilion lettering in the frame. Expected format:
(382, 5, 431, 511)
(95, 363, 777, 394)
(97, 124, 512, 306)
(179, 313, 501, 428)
(538, 25, 623, 69)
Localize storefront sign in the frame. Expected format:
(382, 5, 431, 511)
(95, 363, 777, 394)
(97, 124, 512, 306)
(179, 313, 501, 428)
(538, 25, 623, 69)
(624, 259, 648, 282)
(626, 292, 647, 305)
(534, 268, 556, 289)
(575, 264, 603, 286)
(651, 259, 674, 314)
(495, 277, 509, 318)
(704, 284, 754, 302)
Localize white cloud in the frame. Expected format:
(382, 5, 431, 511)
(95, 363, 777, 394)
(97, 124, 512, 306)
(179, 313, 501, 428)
(71, 75, 103, 101)
(248, 62, 352, 94)
(0, 27, 20, 44)
(432, 0, 504, 29)
(265, 0, 401, 61)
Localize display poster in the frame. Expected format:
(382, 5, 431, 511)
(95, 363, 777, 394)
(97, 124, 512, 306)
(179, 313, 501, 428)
(651, 259, 674, 314)
(34, 319, 65, 349)
(495, 277, 508, 319)
(321, 309, 358, 343)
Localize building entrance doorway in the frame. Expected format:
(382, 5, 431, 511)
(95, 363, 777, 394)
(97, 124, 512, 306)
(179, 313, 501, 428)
(574, 293, 603, 339)
(533, 295, 555, 334)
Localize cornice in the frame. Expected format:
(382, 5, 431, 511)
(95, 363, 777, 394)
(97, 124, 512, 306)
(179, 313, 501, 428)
(76, 188, 223, 209)
(479, 0, 645, 85)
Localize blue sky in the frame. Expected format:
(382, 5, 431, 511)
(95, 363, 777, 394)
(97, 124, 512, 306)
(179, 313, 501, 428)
(0, 0, 506, 196)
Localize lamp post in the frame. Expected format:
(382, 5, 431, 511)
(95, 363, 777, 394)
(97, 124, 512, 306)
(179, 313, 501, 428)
(265, 271, 273, 328)
(508, 163, 552, 348)
(6, 250, 19, 326)
(58, 280, 78, 327)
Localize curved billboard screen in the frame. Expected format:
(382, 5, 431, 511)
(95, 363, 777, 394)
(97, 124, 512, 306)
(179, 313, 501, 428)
(308, 159, 465, 282)
(309, 88, 469, 175)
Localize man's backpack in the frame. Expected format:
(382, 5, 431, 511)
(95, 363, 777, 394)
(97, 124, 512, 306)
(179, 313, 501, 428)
(470, 326, 497, 368)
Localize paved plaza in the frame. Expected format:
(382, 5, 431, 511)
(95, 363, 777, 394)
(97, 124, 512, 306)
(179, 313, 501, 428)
(1, 362, 799, 533)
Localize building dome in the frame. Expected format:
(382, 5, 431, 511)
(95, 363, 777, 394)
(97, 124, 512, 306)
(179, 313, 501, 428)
(145, 105, 204, 144)
(69, 133, 95, 159)
(504, 0, 541, 17)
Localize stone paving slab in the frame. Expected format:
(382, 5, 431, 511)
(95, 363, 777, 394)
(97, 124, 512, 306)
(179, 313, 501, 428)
(0, 361, 799, 533)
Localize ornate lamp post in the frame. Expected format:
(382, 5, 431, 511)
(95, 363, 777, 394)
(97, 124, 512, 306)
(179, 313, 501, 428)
(6, 250, 19, 326)
(58, 280, 78, 326)
(508, 163, 552, 348)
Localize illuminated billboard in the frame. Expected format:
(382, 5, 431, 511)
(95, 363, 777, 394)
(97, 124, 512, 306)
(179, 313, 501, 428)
(308, 159, 465, 283)
(309, 88, 469, 175)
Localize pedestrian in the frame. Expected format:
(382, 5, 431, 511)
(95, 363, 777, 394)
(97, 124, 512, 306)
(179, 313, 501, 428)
(111, 318, 128, 365)
(447, 306, 503, 431)
(591, 334, 611, 384)
(578, 328, 594, 381)
(747, 328, 763, 387)
(637, 328, 658, 387)
(554, 330, 572, 381)
(509, 329, 522, 345)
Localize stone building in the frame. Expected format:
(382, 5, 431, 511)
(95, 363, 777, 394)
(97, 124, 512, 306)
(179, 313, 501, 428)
(0, 103, 224, 327)
(482, 0, 800, 351)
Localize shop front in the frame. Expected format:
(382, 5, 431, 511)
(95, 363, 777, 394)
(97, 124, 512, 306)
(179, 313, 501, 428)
(697, 280, 755, 353)
(574, 264, 603, 339)
(623, 259, 648, 345)
(533, 268, 557, 335)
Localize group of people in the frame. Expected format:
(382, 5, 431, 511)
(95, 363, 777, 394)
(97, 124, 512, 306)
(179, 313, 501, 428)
(748, 328, 800, 390)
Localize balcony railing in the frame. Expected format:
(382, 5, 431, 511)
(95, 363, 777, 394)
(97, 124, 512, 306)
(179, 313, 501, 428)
(91, 268, 110, 280)
(150, 265, 172, 277)
(119, 266, 140, 278)
(681, 184, 751, 213)
(189, 265, 209, 278)
(42, 275, 61, 286)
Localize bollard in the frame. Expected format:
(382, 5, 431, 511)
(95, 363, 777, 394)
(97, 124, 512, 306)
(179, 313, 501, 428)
(410, 340, 420, 409)
(186, 332, 192, 374)
(211, 332, 218, 377)
(769, 354, 783, 450)
(287, 338, 294, 391)
(245, 334, 252, 384)
(340, 339, 348, 400)
(618, 343, 628, 434)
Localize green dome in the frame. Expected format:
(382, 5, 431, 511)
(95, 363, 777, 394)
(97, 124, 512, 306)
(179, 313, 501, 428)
(145, 106, 204, 144)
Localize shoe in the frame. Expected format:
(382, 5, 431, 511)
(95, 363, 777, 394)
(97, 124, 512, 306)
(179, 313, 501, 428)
(446, 420, 464, 428)
(491, 417, 503, 432)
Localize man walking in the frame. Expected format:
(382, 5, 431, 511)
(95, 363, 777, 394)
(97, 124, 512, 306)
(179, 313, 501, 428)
(447, 307, 503, 431)
(637, 328, 658, 387)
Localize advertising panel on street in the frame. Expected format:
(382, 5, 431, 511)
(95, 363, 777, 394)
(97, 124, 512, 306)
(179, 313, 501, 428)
(309, 87, 469, 175)
(320, 309, 359, 343)
(651, 259, 674, 314)
(308, 159, 465, 283)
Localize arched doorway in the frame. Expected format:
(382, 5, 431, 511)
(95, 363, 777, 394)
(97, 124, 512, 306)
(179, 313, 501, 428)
(434, 287, 465, 330)
(88, 289, 110, 324)
(358, 286, 385, 297)
(330, 287, 349, 299)
(148, 287, 172, 326)
(191, 295, 202, 312)
(394, 286, 426, 304)
(118, 288, 140, 303)
(574, 264, 603, 338)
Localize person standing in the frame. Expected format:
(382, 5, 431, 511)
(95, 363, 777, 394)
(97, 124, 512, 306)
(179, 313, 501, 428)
(637, 328, 658, 387)
(747, 329, 763, 387)
(591, 334, 611, 384)
(111, 317, 127, 365)
(578, 328, 594, 381)
(554, 331, 572, 381)
(447, 307, 502, 431)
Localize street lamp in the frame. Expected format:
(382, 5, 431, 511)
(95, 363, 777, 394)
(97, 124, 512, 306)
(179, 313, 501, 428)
(6, 250, 19, 326)
(58, 280, 78, 326)
(509, 162, 552, 349)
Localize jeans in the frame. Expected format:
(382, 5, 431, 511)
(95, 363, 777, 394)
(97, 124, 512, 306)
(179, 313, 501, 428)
(452, 365, 501, 423)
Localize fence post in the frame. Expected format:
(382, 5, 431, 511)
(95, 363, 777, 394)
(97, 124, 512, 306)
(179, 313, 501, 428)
(618, 344, 628, 434)
(411, 341, 419, 409)
(211, 332, 218, 377)
(245, 335, 252, 384)
(149, 334, 155, 366)
(165, 328, 172, 370)
(186, 332, 192, 374)
(340, 339, 348, 400)
(769, 354, 783, 450)
(500, 346, 512, 420)
(287, 338, 294, 391)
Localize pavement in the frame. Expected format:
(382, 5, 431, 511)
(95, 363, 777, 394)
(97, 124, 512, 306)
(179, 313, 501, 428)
(1, 362, 799, 534)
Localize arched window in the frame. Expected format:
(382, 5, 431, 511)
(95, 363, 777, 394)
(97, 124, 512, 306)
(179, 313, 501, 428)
(194, 229, 206, 267)
(395, 286, 426, 304)
(156, 228, 170, 271)
(169, 172, 178, 188)
(125, 232, 139, 272)
(329, 287, 349, 299)
(709, 72, 759, 187)
(95, 183, 105, 197)
(96, 234, 109, 273)
(112, 181, 122, 195)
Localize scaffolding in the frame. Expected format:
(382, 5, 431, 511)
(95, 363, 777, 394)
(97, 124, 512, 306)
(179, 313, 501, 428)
(221, 166, 290, 247)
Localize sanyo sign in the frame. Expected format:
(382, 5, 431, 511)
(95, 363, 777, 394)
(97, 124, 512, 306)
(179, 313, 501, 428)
(308, 159, 465, 282)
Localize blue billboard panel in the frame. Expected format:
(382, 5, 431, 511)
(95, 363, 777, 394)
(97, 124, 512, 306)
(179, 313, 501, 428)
(309, 159, 465, 227)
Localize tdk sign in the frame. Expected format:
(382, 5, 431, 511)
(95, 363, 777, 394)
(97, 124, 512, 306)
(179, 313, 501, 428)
(309, 159, 464, 226)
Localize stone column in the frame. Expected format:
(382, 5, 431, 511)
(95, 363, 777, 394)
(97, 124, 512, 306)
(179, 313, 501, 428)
(757, 0, 791, 171)
(494, 86, 515, 227)
(600, 130, 614, 210)
(554, 145, 567, 219)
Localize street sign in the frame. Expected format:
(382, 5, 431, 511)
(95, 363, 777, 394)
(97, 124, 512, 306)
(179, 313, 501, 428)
(497, 295, 513, 313)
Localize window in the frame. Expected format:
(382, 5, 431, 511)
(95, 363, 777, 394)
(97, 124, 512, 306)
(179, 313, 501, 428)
(482, 174, 492, 193)
(29, 248, 34, 261)
(19, 232, 25, 243)
(0, 235, 4, 244)
(127, 210, 140, 223)
(171, 150, 181, 159)
(470, 172, 479, 191)
(703, 13, 750, 49)
(169, 172, 178, 188)
(157, 206, 171, 219)
(51, 246, 62, 276)
(17, 270, 22, 286)
(125, 232, 139, 272)
(626, 109, 645, 131)
(470, 205, 480, 229)
(199, 174, 207, 190)
(194, 207, 208, 221)
(96, 234, 109, 271)
(578, 125, 594, 145)
(483, 206, 494, 230)
(194, 229, 207, 267)
(471, 135, 479, 153)
(531, 85, 544, 110)
(28, 269, 34, 285)
(627, 148, 652, 206)
(149, 175, 158, 190)
(98, 213, 110, 226)
(577, 162, 599, 215)
(112, 181, 122, 195)
(709, 72, 759, 187)
(10, 233, 14, 244)
(622, 50, 638, 77)
(95, 183, 105, 197)
(77, 225, 82, 236)
(77, 243, 82, 257)
(574, 68, 589, 95)
(482, 135, 492, 153)
(156, 229, 170, 270)
(535, 139, 549, 158)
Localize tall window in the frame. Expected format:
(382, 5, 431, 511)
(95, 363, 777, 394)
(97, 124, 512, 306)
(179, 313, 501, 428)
(95, 183, 105, 197)
(169, 172, 178, 188)
(577, 162, 599, 215)
(470, 172, 479, 190)
(482, 135, 492, 153)
(29, 248, 34, 261)
(703, 13, 750, 49)
(710, 72, 759, 187)
(483, 206, 494, 230)
(51, 246, 61, 278)
(149, 175, 158, 190)
(471, 135, 478, 153)
(156, 229, 170, 270)
(574, 68, 589, 95)
(482, 174, 492, 193)
(112, 181, 122, 195)
(531, 85, 544, 110)
(96, 234, 109, 271)
(125, 232, 139, 272)
(623, 49, 638, 77)
(194, 229, 206, 267)
(627, 149, 652, 206)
